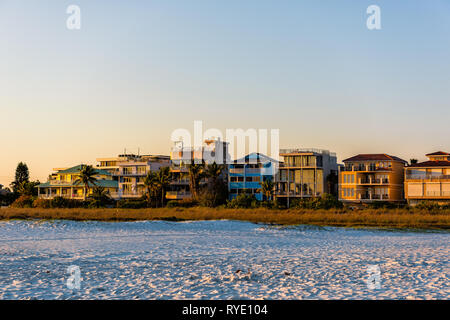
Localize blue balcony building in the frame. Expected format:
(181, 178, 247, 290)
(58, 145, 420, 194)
(228, 153, 278, 201)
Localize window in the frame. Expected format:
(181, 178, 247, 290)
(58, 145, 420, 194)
(137, 166, 147, 174)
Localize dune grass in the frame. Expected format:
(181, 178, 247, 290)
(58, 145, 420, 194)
(0, 207, 449, 230)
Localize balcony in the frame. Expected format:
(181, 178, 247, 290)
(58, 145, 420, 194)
(47, 180, 76, 185)
(39, 194, 84, 199)
(171, 166, 189, 173)
(119, 171, 147, 176)
(342, 166, 391, 172)
(166, 191, 192, 200)
(359, 178, 389, 185)
(406, 174, 450, 181)
(359, 194, 389, 200)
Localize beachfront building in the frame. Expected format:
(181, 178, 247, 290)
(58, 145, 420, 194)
(274, 148, 338, 207)
(404, 151, 450, 205)
(36, 165, 118, 200)
(339, 154, 407, 203)
(228, 153, 278, 201)
(167, 138, 229, 200)
(96, 154, 170, 199)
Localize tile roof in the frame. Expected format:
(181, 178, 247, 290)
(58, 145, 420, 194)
(343, 154, 407, 163)
(425, 151, 449, 156)
(408, 161, 450, 168)
(37, 180, 118, 188)
(57, 165, 111, 176)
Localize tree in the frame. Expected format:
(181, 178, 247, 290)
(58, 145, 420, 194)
(143, 171, 159, 207)
(410, 159, 418, 164)
(188, 163, 205, 200)
(88, 186, 111, 207)
(201, 162, 227, 207)
(326, 172, 338, 195)
(261, 179, 274, 201)
(11, 162, 30, 193)
(74, 165, 98, 200)
(17, 180, 40, 196)
(156, 167, 172, 207)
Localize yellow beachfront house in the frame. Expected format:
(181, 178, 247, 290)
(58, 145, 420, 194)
(37, 165, 118, 200)
(339, 154, 407, 203)
(404, 151, 450, 205)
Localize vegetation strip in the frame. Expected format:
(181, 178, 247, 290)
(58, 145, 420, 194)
(0, 208, 449, 230)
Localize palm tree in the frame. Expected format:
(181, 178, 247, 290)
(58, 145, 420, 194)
(89, 186, 111, 207)
(143, 171, 159, 206)
(205, 162, 224, 184)
(204, 162, 225, 205)
(90, 186, 110, 200)
(74, 165, 98, 200)
(261, 179, 274, 201)
(188, 163, 204, 200)
(156, 167, 172, 207)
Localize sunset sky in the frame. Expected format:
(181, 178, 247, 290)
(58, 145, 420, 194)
(1, 0, 450, 186)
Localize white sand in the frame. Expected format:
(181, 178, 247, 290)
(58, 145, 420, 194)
(0, 220, 448, 300)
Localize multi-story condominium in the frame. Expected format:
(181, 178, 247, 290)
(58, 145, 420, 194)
(228, 153, 278, 201)
(404, 151, 450, 205)
(275, 148, 338, 207)
(167, 138, 229, 200)
(37, 165, 118, 199)
(96, 154, 170, 199)
(339, 154, 407, 203)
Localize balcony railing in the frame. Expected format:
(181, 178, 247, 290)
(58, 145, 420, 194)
(39, 194, 84, 199)
(359, 178, 389, 184)
(342, 166, 390, 172)
(166, 191, 192, 200)
(406, 174, 450, 180)
(119, 171, 147, 176)
(359, 194, 389, 200)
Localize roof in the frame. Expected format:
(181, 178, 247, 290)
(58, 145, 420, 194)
(343, 154, 407, 163)
(36, 179, 118, 188)
(426, 151, 449, 156)
(57, 165, 111, 176)
(408, 161, 450, 168)
(232, 152, 279, 164)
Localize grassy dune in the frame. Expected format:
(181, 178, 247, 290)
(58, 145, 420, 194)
(0, 207, 449, 230)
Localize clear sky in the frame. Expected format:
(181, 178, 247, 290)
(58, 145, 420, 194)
(1, 0, 450, 186)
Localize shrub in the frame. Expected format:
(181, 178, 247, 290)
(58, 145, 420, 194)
(367, 201, 406, 209)
(49, 196, 83, 208)
(291, 194, 343, 210)
(167, 198, 198, 208)
(11, 195, 34, 208)
(226, 194, 259, 209)
(415, 201, 444, 211)
(32, 198, 52, 208)
(198, 181, 229, 207)
(117, 199, 147, 209)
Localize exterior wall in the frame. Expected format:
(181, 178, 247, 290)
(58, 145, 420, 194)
(117, 160, 170, 199)
(37, 168, 118, 200)
(274, 149, 338, 206)
(339, 160, 405, 202)
(96, 155, 170, 199)
(405, 167, 450, 204)
(228, 156, 276, 201)
(168, 139, 229, 200)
